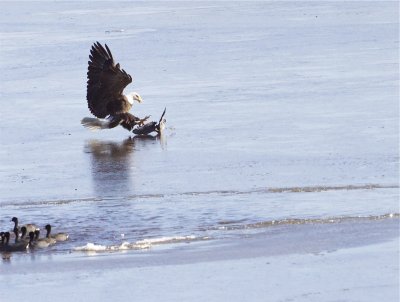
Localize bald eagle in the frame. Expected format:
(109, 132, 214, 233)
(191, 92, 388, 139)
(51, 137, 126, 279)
(81, 42, 148, 131)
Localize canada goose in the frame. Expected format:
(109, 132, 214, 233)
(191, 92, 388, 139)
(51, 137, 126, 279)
(46, 224, 69, 242)
(43, 225, 56, 244)
(31, 230, 50, 248)
(0, 232, 29, 252)
(11, 217, 39, 233)
(132, 108, 166, 136)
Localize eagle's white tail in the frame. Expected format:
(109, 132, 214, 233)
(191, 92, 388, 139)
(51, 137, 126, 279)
(81, 117, 110, 131)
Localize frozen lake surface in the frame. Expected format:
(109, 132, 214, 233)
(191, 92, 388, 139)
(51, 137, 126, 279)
(0, 2, 398, 299)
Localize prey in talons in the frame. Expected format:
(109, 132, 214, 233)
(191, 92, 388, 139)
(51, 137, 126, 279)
(132, 108, 166, 136)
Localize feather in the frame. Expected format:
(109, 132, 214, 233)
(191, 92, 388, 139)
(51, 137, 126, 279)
(86, 42, 133, 118)
(81, 117, 110, 130)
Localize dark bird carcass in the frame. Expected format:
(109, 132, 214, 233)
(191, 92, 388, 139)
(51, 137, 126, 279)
(81, 42, 149, 131)
(132, 108, 167, 136)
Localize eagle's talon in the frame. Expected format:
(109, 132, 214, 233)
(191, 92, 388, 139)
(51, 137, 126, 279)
(137, 115, 151, 126)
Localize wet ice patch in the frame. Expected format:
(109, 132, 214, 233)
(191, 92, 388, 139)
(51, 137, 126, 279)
(73, 235, 209, 253)
(73, 241, 151, 252)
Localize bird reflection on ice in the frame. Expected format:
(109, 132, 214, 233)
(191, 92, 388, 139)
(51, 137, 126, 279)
(85, 138, 134, 197)
(132, 132, 167, 150)
(84, 134, 166, 197)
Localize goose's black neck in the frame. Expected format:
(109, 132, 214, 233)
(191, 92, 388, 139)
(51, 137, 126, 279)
(11, 217, 18, 232)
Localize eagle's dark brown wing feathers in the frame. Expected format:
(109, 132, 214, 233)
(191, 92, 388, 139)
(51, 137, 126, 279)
(104, 43, 114, 60)
(86, 42, 133, 118)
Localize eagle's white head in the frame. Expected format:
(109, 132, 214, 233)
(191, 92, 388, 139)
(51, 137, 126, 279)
(127, 92, 143, 105)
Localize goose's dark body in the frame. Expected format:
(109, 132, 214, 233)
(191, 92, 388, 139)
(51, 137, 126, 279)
(133, 108, 167, 136)
(0, 232, 29, 252)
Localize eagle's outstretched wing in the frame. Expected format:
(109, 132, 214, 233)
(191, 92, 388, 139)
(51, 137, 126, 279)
(86, 42, 132, 118)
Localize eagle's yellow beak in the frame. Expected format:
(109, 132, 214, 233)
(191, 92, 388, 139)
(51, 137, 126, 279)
(135, 94, 143, 103)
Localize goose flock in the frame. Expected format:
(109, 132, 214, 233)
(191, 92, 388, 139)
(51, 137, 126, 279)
(0, 217, 69, 253)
